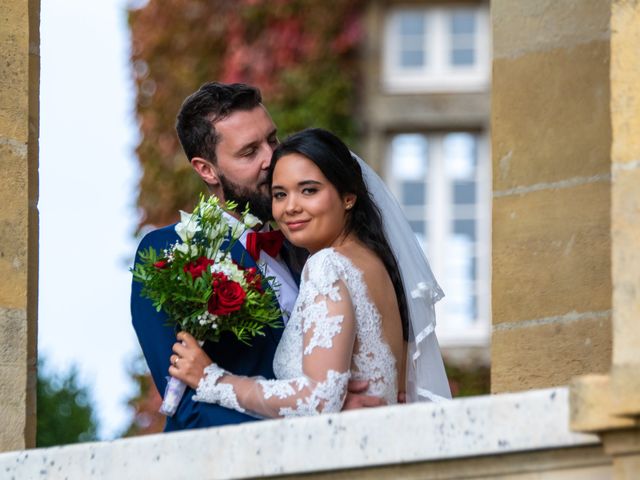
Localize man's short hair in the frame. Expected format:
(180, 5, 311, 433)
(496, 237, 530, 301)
(176, 82, 262, 164)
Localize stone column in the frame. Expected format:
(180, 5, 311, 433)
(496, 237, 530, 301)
(571, 1, 640, 478)
(491, 0, 613, 393)
(0, 0, 40, 451)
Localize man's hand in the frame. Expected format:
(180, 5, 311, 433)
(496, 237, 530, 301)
(342, 379, 386, 410)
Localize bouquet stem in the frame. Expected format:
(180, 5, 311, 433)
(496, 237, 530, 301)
(159, 340, 204, 417)
(159, 377, 187, 416)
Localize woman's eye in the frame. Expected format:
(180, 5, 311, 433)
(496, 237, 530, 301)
(272, 191, 285, 200)
(302, 188, 317, 195)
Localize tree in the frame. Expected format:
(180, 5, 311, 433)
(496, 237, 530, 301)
(36, 358, 99, 447)
(120, 354, 165, 437)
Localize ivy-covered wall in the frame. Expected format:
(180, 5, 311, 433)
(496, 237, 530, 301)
(129, 0, 364, 229)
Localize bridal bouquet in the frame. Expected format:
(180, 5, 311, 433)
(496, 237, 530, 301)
(132, 195, 282, 416)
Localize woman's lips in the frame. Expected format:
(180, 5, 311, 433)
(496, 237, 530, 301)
(286, 219, 310, 231)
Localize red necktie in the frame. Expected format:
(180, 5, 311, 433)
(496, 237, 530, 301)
(245, 230, 285, 261)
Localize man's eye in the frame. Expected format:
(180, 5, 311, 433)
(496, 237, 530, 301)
(268, 137, 279, 146)
(243, 148, 257, 157)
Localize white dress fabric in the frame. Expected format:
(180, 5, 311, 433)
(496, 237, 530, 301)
(193, 248, 398, 418)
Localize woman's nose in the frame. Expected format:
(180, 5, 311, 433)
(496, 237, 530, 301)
(285, 194, 301, 213)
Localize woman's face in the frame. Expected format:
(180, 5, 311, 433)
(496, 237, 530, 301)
(271, 153, 355, 253)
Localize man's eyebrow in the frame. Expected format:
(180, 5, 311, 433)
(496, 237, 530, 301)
(235, 128, 278, 154)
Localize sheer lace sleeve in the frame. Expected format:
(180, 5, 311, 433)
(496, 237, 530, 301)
(193, 251, 356, 418)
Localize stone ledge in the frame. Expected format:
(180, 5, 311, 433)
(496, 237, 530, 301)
(0, 387, 599, 479)
(571, 370, 640, 432)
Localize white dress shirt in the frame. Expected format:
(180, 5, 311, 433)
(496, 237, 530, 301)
(222, 212, 299, 324)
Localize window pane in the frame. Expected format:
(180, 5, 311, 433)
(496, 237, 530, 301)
(453, 180, 476, 204)
(451, 11, 475, 35)
(398, 13, 426, 69)
(402, 181, 426, 206)
(444, 133, 476, 180)
(452, 48, 475, 66)
(454, 219, 476, 242)
(390, 134, 428, 181)
(450, 11, 476, 67)
(400, 14, 425, 36)
(401, 50, 425, 68)
(443, 235, 476, 326)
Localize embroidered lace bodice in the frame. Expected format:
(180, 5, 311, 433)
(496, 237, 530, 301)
(193, 248, 398, 418)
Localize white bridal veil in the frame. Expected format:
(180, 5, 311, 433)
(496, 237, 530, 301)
(354, 154, 452, 402)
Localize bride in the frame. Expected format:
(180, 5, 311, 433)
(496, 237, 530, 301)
(168, 128, 450, 417)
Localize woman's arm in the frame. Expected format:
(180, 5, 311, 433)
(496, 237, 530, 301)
(170, 278, 356, 418)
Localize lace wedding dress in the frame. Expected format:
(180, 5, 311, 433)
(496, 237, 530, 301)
(193, 247, 398, 418)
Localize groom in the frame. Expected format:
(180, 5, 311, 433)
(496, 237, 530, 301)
(131, 82, 382, 432)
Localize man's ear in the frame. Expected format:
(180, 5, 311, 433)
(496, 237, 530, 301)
(191, 157, 219, 186)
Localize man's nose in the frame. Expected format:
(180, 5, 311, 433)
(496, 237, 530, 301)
(259, 144, 273, 169)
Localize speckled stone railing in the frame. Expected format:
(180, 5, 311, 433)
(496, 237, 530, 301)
(0, 387, 600, 479)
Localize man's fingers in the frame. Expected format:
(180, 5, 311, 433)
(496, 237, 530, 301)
(347, 379, 369, 393)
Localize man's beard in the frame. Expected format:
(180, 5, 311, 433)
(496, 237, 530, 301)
(219, 174, 273, 223)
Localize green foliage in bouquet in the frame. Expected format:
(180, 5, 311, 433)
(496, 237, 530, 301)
(132, 195, 282, 344)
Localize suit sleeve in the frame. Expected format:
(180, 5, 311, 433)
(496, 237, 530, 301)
(130, 227, 257, 430)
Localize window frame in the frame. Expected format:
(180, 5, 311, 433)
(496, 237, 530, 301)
(382, 4, 491, 93)
(385, 131, 491, 347)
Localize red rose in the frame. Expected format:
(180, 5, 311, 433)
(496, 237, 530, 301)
(208, 278, 246, 315)
(153, 260, 169, 269)
(183, 256, 214, 279)
(244, 267, 264, 293)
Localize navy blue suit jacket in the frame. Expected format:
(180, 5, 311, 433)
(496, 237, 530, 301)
(131, 223, 288, 431)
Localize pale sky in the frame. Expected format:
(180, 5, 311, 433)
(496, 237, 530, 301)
(39, 0, 142, 439)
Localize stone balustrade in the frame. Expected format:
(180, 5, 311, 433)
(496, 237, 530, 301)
(0, 387, 611, 479)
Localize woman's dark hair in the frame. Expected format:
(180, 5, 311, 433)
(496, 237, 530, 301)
(269, 128, 410, 339)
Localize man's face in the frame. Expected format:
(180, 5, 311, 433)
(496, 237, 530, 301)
(213, 105, 278, 221)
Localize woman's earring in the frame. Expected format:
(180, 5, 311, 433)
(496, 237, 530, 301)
(345, 203, 353, 210)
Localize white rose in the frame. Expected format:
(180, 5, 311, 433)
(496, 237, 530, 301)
(242, 212, 262, 229)
(175, 210, 201, 241)
(174, 243, 190, 255)
(173, 243, 198, 257)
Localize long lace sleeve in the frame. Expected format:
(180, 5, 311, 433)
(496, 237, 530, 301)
(193, 252, 356, 418)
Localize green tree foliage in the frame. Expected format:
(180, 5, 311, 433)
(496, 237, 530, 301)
(36, 359, 98, 447)
(128, 0, 364, 230)
(120, 354, 165, 437)
(446, 363, 491, 397)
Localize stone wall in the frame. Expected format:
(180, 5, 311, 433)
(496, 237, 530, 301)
(491, 0, 613, 392)
(0, 387, 610, 480)
(0, 0, 40, 451)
